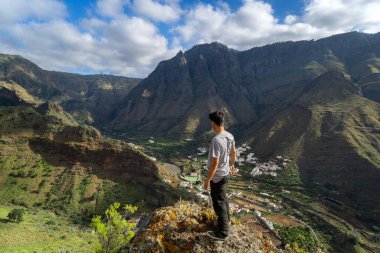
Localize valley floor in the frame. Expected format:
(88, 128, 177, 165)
(118, 135, 380, 253)
(1, 132, 379, 253)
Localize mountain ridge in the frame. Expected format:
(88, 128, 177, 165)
(0, 53, 141, 125)
(111, 32, 380, 139)
(246, 71, 380, 226)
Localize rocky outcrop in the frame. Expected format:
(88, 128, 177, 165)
(126, 201, 279, 253)
(29, 135, 160, 184)
(0, 81, 38, 106)
(53, 125, 102, 143)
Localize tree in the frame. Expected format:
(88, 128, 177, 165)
(91, 202, 137, 253)
(7, 208, 25, 223)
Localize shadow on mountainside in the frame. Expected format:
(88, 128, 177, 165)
(28, 133, 194, 215)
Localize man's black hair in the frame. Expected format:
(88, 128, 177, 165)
(209, 111, 224, 126)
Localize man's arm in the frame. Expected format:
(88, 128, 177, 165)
(230, 145, 236, 175)
(204, 157, 218, 190)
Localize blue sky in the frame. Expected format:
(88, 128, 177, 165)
(0, 0, 379, 77)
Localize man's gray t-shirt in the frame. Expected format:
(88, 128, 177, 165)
(207, 130, 235, 183)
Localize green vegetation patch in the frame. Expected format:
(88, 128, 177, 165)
(184, 176, 198, 182)
(277, 225, 320, 253)
(0, 204, 97, 252)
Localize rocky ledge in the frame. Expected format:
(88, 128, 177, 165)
(125, 201, 279, 253)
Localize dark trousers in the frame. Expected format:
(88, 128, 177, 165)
(210, 175, 230, 237)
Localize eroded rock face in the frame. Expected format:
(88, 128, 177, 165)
(127, 201, 279, 253)
(29, 133, 160, 184)
(0, 81, 38, 106)
(0, 87, 30, 106)
(112, 43, 256, 138)
(53, 125, 102, 143)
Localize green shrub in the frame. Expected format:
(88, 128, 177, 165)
(38, 179, 47, 189)
(46, 220, 56, 225)
(27, 169, 37, 178)
(347, 233, 358, 245)
(7, 208, 25, 223)
(91, 202, 137, 253)
(9, 170, 27, 178)
(20, 185, 28, 191)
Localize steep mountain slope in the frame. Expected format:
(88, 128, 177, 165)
(248, 71, 380, 225)
(112, 43, 258, 137)
(111, 32, 380, 138)
(0, 54, 141, 125)
(0, 82, 189, 220)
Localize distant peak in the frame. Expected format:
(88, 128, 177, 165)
(185, 41, 232, 57)
(174, 50, 187, 65)
(210, 41, 228, 48)
(175, 50, 184, 57)
(199, 41, 229, 50)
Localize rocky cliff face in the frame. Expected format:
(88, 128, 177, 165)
(111, 32, 380, 138)
(111, 44, 241, 137)
(111, 42, 258, 137)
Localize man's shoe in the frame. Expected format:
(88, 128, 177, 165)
(206, 231, 227, 241)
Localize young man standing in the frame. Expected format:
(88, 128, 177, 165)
(204, 111, 236, 241)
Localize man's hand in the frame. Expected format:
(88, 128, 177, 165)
(230, 164, 235, 175)
(204, 179, 210, 190)
(204, 157, 218, 191)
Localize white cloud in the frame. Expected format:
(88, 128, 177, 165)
(174, 0, 281, 49)
(174, 0, 380, 50)
(96, 0, 129, 17)
(0, 0, 179, 77)
(129, 0, 181, 22)
(81, 16, 178, 67)
(284, 15, 297, 25)
(0, 0, 67, 24)
(1, 0, 380, 77)
(304, 0, 380, 33)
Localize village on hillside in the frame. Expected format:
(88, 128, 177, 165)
(170, 142, 295, 237)
(125, 136, 313, 245)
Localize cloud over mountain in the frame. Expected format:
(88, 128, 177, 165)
(0, 0, 379, 77)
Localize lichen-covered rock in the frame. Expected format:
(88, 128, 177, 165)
(126, 201, 279, 253)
